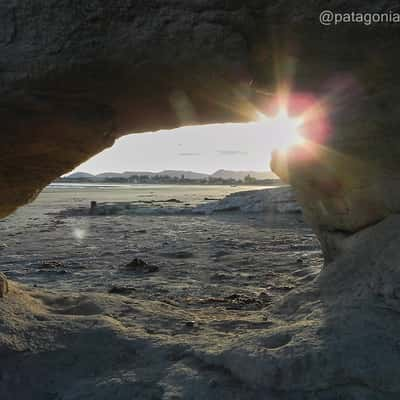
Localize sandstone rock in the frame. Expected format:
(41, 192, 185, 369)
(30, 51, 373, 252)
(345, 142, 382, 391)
(271, 129, 400, 262)
(0, 1, 255, 218)
(193, 215, 400, 398)
(195, 186, 301, 215)
(1, 2, 400, 224)
(0, 272, 9, 297)
(1, 3, 400, 396)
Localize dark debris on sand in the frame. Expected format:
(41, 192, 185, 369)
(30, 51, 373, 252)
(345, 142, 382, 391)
(123, 258, 159, 273)
(108, 285, 136, 295)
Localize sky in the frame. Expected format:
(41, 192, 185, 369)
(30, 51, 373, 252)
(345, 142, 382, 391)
(72, 121, 296, 175)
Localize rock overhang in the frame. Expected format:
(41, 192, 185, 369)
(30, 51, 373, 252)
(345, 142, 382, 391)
(1, 2, 400, 265)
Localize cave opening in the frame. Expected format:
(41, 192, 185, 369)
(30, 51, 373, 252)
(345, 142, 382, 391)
(2, 3, 400, 396)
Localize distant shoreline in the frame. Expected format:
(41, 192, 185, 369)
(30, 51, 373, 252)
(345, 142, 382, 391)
(55, 177, 282, 187)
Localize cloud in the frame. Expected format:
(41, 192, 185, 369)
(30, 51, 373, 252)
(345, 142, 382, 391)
(178, 152, 201, 156)
(217, 150, 248, 156)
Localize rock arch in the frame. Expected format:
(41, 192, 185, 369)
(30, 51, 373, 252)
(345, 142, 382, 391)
(3, 3, 400, 396)
(2, 2, 400, 260)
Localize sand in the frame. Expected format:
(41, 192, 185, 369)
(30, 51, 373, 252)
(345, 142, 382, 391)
(0, 185, 322, 399)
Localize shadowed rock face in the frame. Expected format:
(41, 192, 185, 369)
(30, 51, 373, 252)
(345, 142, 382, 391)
(268, 25, 400, 262)
(1, 1, 258, 217)
(3, 3, 400, 397)
(2, 3, 400, 251)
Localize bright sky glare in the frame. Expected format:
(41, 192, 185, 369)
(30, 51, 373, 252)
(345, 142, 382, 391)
(72, 121, 300, 175)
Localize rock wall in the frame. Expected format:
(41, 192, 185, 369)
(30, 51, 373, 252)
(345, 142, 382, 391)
(3, 3, 400, 396)
(0, 1, 257, 217)
(1, 1, 400, 264)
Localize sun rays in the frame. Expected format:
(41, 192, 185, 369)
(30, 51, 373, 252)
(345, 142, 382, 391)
(256, 107, 305, 151)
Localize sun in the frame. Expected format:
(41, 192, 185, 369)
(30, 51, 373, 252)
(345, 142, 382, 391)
(257, 108, 305, 152)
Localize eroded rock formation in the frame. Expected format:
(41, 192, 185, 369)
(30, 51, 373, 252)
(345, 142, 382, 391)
(2, 1, 400, 227)
(2, 2, 400, 397)
(268, 21, 400, 261)
(1, 1, 257, 217)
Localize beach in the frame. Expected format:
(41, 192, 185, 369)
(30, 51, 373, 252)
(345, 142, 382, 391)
(0, 184, 322, 399)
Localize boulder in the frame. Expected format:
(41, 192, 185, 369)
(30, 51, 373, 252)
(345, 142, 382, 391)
(194, 186, 301, 214)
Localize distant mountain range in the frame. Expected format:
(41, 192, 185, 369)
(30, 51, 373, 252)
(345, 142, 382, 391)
(66, 169, 277, 181)
(211, 169, 277, 180)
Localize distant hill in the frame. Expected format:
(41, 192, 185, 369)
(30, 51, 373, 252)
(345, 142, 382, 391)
(97, 171, 154, 178)
(67, 172, 96, 179)
(156, 170, 209, 179)
(92, 170, 208, 179)
(96, 172, 124, 178)
(65, 169, 278, 181)
(211, 169, 277, 180)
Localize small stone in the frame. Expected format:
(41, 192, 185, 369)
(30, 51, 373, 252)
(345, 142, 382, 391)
(39, 260, 65, 269)
(126, 258, 147, 268)
(124, 258, 159, 273)
(108, 286, 136, 295)
(0, 273, 9, 297)
(258, 291, 272, 302)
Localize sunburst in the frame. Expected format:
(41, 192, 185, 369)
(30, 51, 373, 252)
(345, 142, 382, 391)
(257, 107, 305, 152)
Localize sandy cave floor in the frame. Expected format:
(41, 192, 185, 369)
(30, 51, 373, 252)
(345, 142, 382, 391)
(0, 187, 323, 399)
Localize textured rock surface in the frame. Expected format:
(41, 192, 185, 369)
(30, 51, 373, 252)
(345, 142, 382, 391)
(195, 214, 400, 398)
(195, 186, 301, 214)
(2, 2, 400, 398)
(2, 1, 400, 223)
(271, 143, 400, 262)
(0, 1, 256, 217)
(268, 17, 400, 261)
(2, 211, 400, 398)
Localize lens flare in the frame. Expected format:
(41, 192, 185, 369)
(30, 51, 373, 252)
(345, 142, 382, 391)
(256, 89, 331, 158)
(73, 228, 86, 241)
(257, 107, 305, 152)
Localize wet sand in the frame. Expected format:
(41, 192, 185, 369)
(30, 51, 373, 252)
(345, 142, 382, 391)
(0, 185, 322, 400)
